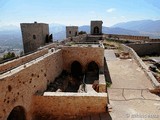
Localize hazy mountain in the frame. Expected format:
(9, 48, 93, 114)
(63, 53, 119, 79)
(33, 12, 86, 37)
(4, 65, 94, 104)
(103, 27, 140, 35)
(112, 20, 160, 33)
(79, 25, 140, 36)
(49, 23, 65, 34)
(49, 23, 66, 40)
(0, 30, 23, 49)
(0, 20, 160, 49)
(79, 25, 90, 33)
(0, 25, 20, 31)
(0, 23, 66, 48)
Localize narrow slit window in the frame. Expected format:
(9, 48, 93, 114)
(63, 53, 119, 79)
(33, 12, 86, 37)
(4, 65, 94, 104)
(33, 35, 36, 39)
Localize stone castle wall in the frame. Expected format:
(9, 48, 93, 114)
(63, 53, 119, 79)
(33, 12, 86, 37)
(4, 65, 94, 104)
(62, 47, 104, 73)
(21, 23, 49, 53)
(32, 92, 107, 119)
(149, 39, 160, 43)
(91, 21, 103, 35)
(104, 34, 149, 41)
(127, 43, 160, 56)
(66, 26, 79, 38)
(0, 50, 63, 119)
(0, 48, 48, 74)
(39, 43, 57, 50)
(86, 35, 103, 42)
(72, 34, 87, 42)
(63, 34, 87, 43)
(0, 45, 104, 119)
(121, 44, 160, 88)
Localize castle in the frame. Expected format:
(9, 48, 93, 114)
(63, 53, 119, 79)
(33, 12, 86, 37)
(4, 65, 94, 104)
(21, 22, 53, 53)
(0, 20, 160, 120)
(0, 20, 107, 120)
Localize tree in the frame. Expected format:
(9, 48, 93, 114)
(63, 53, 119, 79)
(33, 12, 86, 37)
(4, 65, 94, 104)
(108, 34, 112, 39)
(79, 31, 86, 35)
(3, 52, 16, 60)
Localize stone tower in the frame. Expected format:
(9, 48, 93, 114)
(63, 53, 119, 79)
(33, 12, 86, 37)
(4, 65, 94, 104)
(20, 22, 49, 53)
(91, 21, 103, 35)
(66, 26, 79, 38)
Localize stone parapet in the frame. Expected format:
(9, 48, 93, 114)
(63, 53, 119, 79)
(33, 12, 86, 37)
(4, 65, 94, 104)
(121, 44, 160, 89)
(0, 48, 48, 74)
(32, 92, 107, 119)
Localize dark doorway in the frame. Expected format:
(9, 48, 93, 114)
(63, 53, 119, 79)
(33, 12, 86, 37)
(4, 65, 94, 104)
(68, 61, 83, 92)
(71, 61, 82, 78)
(93, 26, 99, 34)
(7, 106, 26, 120)
(86, 61, 99, 84)
(45, 34, 49, 43)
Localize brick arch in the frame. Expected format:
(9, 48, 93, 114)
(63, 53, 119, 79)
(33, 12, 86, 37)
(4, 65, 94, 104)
(85, 61, 99, 84)
(7, 106, 26, 120)
(84, 61, 100, 71)
(93, 26, 100, 34)
(71, 61, 83, 78)
(86, 61, 99, 72)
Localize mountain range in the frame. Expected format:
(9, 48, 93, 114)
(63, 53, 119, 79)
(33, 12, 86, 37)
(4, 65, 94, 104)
(112, 20, 160, 33)
(0, 20, 160, 49)
(112, 20, 160, 38)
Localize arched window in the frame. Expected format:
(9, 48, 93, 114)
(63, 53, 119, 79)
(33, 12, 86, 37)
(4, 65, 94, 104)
(93, 26, 99, 34)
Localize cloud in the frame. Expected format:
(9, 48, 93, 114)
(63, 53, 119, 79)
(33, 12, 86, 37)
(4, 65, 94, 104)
(106, 8, 116, 13)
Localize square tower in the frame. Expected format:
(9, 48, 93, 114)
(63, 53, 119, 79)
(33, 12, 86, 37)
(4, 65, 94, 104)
(66, 26, 79, 38)
(20, 22, 49, 53)
(91, 21, 103, 35)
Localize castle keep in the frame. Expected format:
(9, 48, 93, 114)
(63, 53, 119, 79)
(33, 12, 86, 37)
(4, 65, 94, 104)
(66, 26, 79, 38)
(91, 21, 103, 35)
(21, 22, 52, 53)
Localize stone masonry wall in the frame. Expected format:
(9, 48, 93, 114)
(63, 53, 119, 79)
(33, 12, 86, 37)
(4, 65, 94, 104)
(91, 21, 103, 35)
(39, 43, 57, 50)
(32, 92, 107, 119)
(0, 50, 63, 120)
(127, 43, 160, 56)
(62, 47, 104, 73)
(121, 44, 160, 88)
(72, 34, 87, 42)
(104, 34, 149, 41)
(21, 23, 49, 53)
(63, 34, 87, 43)
(66, 26, 79, 38)
(0, 48, 48, 74)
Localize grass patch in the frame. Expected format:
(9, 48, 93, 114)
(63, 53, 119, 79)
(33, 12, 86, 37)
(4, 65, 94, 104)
(106, 82, 112, 87)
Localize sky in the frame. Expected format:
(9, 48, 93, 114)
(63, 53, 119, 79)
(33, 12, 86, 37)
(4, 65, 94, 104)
(0, 0, 160, 27)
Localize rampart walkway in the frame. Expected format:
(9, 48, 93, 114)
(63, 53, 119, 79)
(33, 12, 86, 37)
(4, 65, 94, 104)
(106, 50, 160, 120)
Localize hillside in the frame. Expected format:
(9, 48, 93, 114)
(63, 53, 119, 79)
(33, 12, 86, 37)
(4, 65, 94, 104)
(0, 20, 160, 49)
(112, 20, 160, 38)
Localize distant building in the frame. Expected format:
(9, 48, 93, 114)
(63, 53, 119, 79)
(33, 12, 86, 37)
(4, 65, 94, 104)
(66, 26, 78, 38)
(20, 22, 51, 53)
(91, 21, 103, 35)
